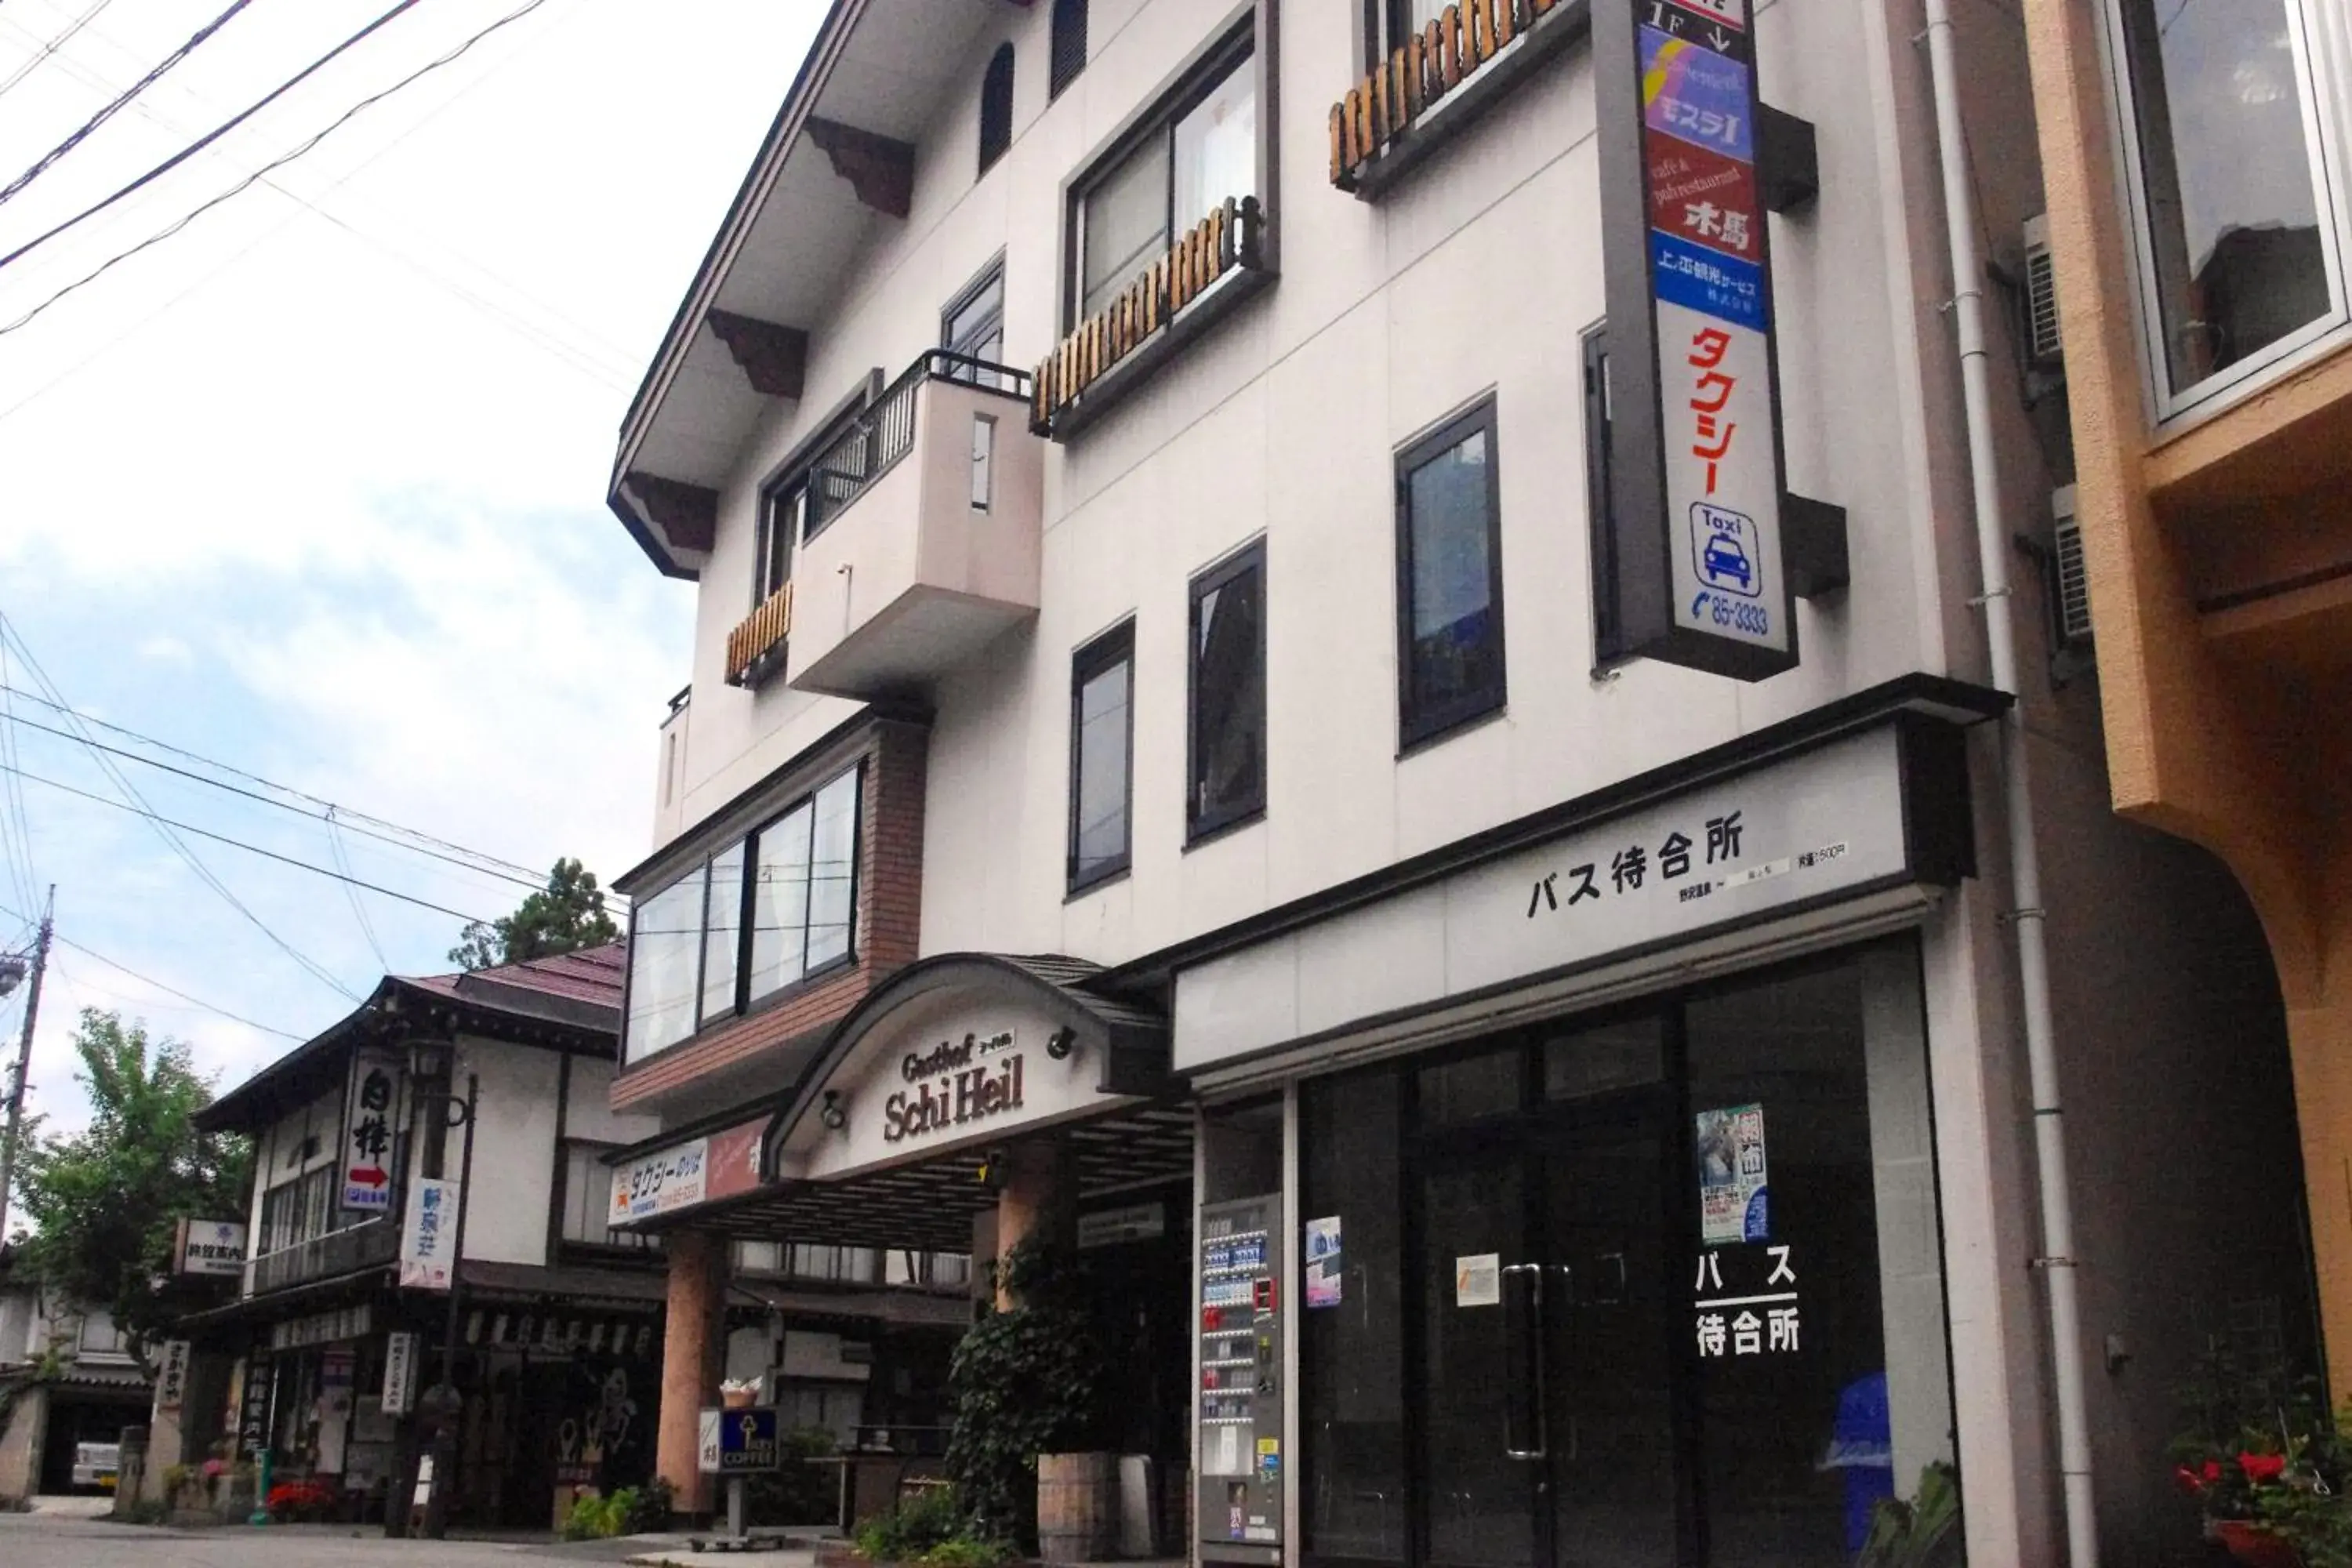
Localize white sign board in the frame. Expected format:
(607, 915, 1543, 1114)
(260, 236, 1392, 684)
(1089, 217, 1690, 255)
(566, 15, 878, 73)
(155, 1341, 191, 1414)
(381, 1331, 419, 1415)
(398, 1175, 459, 1290)
(609, 1137, 707, 1227)
(342, 1053, 403, 1214)
(1175, 727, 1918, 1070)
(176, 1218, 247, 1277)
(1077, 1202, 1167, 1250)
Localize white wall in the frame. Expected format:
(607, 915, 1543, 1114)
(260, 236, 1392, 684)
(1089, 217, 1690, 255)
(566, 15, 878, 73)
(453, 1036, 561, 1268)
(565, 1054, 662, 1148)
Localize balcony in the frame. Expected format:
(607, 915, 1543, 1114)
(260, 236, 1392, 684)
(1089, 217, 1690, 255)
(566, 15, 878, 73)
(727, 584, 794, 687)
(242, 1217, 399, 1297)
(781, 351, 1042, 701)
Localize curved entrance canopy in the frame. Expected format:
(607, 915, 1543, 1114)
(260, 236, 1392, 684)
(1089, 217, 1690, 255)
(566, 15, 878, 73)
(613, 954, 1185, 1253)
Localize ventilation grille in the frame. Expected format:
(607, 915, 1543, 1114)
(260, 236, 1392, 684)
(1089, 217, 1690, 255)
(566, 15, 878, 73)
(1051, 0, 1087, 99)
(2053, 487, 2092, 645)
(2025, 213, 2063, 365)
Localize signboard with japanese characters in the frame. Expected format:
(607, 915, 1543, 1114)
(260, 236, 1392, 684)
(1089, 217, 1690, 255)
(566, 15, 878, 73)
(1176, 724, 1941, 1071)
(1596, 0, 1797, 681)
(155, 1341, 191, 1414)
(175, 1217, 248, 1277)
(381, 1331, 419, 1416)
(341, 1052, 403, 1214)
(1693, 1242, 1801, 1361)
(399, 1175, 459, 1290)
(608, 1116, 765, 1228)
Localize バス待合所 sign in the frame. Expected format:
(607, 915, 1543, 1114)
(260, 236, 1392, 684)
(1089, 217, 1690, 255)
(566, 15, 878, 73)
(1596, 0, 1798, 681)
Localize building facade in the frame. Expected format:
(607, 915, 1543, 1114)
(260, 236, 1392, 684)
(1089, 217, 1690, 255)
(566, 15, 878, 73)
(601, 2, 2319, 1564)
(0, 1250, 147, 1501)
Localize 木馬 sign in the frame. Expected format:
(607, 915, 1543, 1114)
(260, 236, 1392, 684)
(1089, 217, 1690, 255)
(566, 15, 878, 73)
(399, 1175, 459, 1290)
(342, 1052, 403, 1214)
(175, 1218, 247, 1277)
(1595, 0, 1797, 681)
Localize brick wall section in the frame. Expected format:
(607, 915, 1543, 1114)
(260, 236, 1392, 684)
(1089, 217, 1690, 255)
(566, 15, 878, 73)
(611, 716, 931, 1114)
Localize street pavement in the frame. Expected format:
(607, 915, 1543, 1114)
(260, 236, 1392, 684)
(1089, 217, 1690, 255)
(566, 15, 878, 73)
(0, 1511, 819, 1567)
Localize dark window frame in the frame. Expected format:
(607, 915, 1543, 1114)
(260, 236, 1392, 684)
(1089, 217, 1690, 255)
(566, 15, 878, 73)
(1583, 324, 1628, 670)
(1185, 539, 1267, 844)
(1068, 619, 1136, 896)
(979, 42, 1016, 175)
(1050, 0, 1088, 99)
(1063, 21, 1258, 333)
(1394, 395, 1508, 753)
(942, 256, 1007, 361)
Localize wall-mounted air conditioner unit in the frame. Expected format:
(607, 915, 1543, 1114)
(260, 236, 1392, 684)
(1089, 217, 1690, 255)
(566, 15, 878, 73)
(2051, 484, 2092, 647)
(2024, 214, 2063, 368)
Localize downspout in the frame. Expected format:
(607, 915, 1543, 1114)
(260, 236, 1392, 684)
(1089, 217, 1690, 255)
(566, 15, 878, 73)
(1918, 2, 2100, 1565)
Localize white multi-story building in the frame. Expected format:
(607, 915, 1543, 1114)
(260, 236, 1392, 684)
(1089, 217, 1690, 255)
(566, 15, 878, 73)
(600, 3, 2318, 1563)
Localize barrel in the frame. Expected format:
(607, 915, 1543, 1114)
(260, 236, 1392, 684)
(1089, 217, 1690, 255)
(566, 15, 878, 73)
(1036, 1450, 1120, 1563)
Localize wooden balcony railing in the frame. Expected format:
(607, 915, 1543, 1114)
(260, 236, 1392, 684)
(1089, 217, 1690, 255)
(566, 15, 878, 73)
(727, 581, 794, 687)
(243, 1217, 399, 1297)
(1329, 0, 1570, 190)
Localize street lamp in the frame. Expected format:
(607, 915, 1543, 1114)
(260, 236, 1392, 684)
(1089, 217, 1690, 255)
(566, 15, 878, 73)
(397, 1040, 476, 1543)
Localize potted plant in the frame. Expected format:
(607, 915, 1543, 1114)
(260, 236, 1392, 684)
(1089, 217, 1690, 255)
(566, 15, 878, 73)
(2172, 1345, 2352, 1568)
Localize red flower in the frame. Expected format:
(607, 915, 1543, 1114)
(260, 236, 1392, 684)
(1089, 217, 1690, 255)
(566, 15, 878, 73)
(2240, 1453, 2288, 1484)
(2205, 1461, 2227, 1483)
(2176, 1465, 2209, 1494)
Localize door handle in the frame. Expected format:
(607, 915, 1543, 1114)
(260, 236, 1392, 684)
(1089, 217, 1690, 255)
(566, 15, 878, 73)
(1501, 1262, 1547, 1461)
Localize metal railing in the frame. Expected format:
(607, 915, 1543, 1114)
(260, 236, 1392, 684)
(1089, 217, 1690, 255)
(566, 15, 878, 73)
(243, 1217, 399, 1296)
(800, 350, 1033, 542)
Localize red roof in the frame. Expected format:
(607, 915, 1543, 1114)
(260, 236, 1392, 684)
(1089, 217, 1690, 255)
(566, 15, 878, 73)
(404, 940, 628, 1010)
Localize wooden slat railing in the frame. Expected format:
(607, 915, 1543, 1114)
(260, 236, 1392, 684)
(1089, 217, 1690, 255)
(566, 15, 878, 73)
(726, 580, 794, 686)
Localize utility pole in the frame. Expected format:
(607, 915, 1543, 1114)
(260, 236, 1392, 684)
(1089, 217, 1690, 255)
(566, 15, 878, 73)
(0, 885, 54, 1241)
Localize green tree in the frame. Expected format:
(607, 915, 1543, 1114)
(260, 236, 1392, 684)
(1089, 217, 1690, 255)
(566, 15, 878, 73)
(14, 1010, 250, 1360)
(449, 857, 620, 971)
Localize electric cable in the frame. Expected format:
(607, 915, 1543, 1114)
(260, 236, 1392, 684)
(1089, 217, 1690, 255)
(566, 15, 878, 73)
(0, 638, 39, 916)
(0, 0, 427, 274)
(0, 0, 256, 212)
(0, 615, 360, 1000)
(0, 904, 306, 1041)
(0, 757, 496, 925)
(0, 0, 570, 339)
(0, 0, 118, 103)
(325, 808, 393, 969)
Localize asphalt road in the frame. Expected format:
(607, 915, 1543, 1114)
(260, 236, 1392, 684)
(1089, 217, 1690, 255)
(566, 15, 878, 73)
(0, 1511, 699, 1567)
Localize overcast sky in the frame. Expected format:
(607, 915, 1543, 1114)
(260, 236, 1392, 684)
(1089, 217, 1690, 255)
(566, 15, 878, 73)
(0, 0, 824, 1148)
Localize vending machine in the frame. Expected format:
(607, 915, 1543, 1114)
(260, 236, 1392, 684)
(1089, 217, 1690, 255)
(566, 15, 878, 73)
(1197, 1194, 1283, 1565)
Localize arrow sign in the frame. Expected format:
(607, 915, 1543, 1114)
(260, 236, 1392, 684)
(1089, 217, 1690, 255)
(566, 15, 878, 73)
(350, 1167, 389, 1189)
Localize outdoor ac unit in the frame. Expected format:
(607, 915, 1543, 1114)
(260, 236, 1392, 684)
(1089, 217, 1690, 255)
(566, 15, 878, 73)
(2051, 484, 2092, 646)
(2024, 214, 2063, 366)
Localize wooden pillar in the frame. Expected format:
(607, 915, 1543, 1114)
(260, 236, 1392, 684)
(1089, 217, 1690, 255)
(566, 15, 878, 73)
(658, 1230, 728, 1514)
(993, 1138, 1074, 1310)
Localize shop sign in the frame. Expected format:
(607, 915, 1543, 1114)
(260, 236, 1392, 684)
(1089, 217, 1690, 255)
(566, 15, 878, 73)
(342, 1052, 403, 1214)
(883, 1029, 1029, 1146)
(1693, 1243, 1801, 1359)
(155, 1341, 191, 1414)
(1174, 726, 1924, 1071)
(609, 1117, 765, 1227)
(175, 1217, 247, 1277)
(381, 1331, 419, 1416)
(270, 1304, 372, 1352)
(697, 1407, 780, 1475)
(1595, 0, 1796, 681)
(1077, 1201, 1167, 1250)
(236, 1360, 274, 1458)
(399, 1175, 459, 1290)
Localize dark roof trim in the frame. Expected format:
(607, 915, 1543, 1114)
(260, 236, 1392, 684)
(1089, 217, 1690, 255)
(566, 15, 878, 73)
(1096, 673, 2010, 993)
(764, 952, 1174, 1174)
(614, 702, 931, 895)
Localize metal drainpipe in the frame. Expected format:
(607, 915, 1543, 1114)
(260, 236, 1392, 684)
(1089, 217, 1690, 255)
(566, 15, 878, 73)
(1919, 2, 2099, 1563)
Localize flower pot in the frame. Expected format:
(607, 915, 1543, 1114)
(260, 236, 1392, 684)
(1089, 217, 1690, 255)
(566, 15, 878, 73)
(722, 1388, 758, 1411)
(2215, 1520, 2305, 1568)
(1037, 1451, 1119, 1564)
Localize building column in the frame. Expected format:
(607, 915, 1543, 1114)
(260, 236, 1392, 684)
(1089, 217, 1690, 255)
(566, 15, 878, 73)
(2288, 938, 2352, 1401)
(657, 1230, 728, 1515)
(993, 1138, 1073, 1309)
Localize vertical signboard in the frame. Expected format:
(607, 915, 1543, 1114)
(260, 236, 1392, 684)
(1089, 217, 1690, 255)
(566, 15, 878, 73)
(381, 1331, 419, 1415)
(398, 1175, 459, 1290)
(342, 1052, 402, 1214)
(155, 1341, 191, 1414)
(1597, 0, 1798, 681)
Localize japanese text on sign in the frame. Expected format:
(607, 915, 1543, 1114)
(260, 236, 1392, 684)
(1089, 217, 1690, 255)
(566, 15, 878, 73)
(399, 1175, 459, 1290)
(342, 1054, 401, 1213)
(1693, 1244, 1801, 1359)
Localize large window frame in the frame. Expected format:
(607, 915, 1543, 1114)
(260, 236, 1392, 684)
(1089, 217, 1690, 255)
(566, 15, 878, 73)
(1394, 396, 1508, 752)
(2100, 0, 2352, 423)
(623, 760, 865, 1067)
(1186, 539, 1267, 844)
(1065, 24, 1258, 330)
(1068, 619, 1136, 896)
(979, 42, 1016, 176)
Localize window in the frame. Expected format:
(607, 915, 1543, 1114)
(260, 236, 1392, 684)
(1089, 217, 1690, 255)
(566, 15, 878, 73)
(76, 1310, 125, 1358)
(942, 264, 1005, 365)
(1069, 621, 1134, 892)
(1584, 326, 1627, 666)
(1187, 541, 1265, 840)
(1075, 36, 1256, 322)
(753, 485, 799, 607)
(1396, 398, 1507, 748)
(562, 1144, 656, 1250)
(259, 1167, 336, 1256)
(624, 762, 863, 1063)
(2109, 0, 2342, 411)
(979, 43, 1015, 175)
(1051, 0, 1087, 99)
(1381, 0, 1450, 54)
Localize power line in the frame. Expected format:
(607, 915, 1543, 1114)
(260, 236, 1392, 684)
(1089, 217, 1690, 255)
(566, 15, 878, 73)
(0, 0, 427, 274)
(0, 758, 495, 925)
(0, 0, 118, 103)
(0, 705, 562, 897)
(325, 809, 392, 969)
(0, 0, 256, 212)
(0, 901, 307, 1042)
(0, 641, 39, 916)
(0, 616, 359, 1000)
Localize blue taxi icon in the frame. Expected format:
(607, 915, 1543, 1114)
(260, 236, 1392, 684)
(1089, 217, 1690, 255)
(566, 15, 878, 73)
(1702, 532, 1753, 593)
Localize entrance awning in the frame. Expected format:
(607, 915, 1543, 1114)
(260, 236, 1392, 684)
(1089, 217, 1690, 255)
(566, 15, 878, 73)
(612, 953, 1186, 1250)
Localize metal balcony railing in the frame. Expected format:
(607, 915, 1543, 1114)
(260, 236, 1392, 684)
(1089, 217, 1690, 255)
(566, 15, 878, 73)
(243, 1218, 399, 1297)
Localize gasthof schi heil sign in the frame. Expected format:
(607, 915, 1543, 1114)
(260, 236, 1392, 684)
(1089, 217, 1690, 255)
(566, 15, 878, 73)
(1597, 0, 1799, 682)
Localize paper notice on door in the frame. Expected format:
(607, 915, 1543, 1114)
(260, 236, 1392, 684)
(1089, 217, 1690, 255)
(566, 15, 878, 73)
(1697, 1103, 1770, 1244)
(1454, 1253, 1501, 1308)
(1305, 1216, 1342, 1308)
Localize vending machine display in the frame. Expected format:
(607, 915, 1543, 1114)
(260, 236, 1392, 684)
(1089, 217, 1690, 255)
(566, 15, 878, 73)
(1198, 1195, 1283, 1565)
